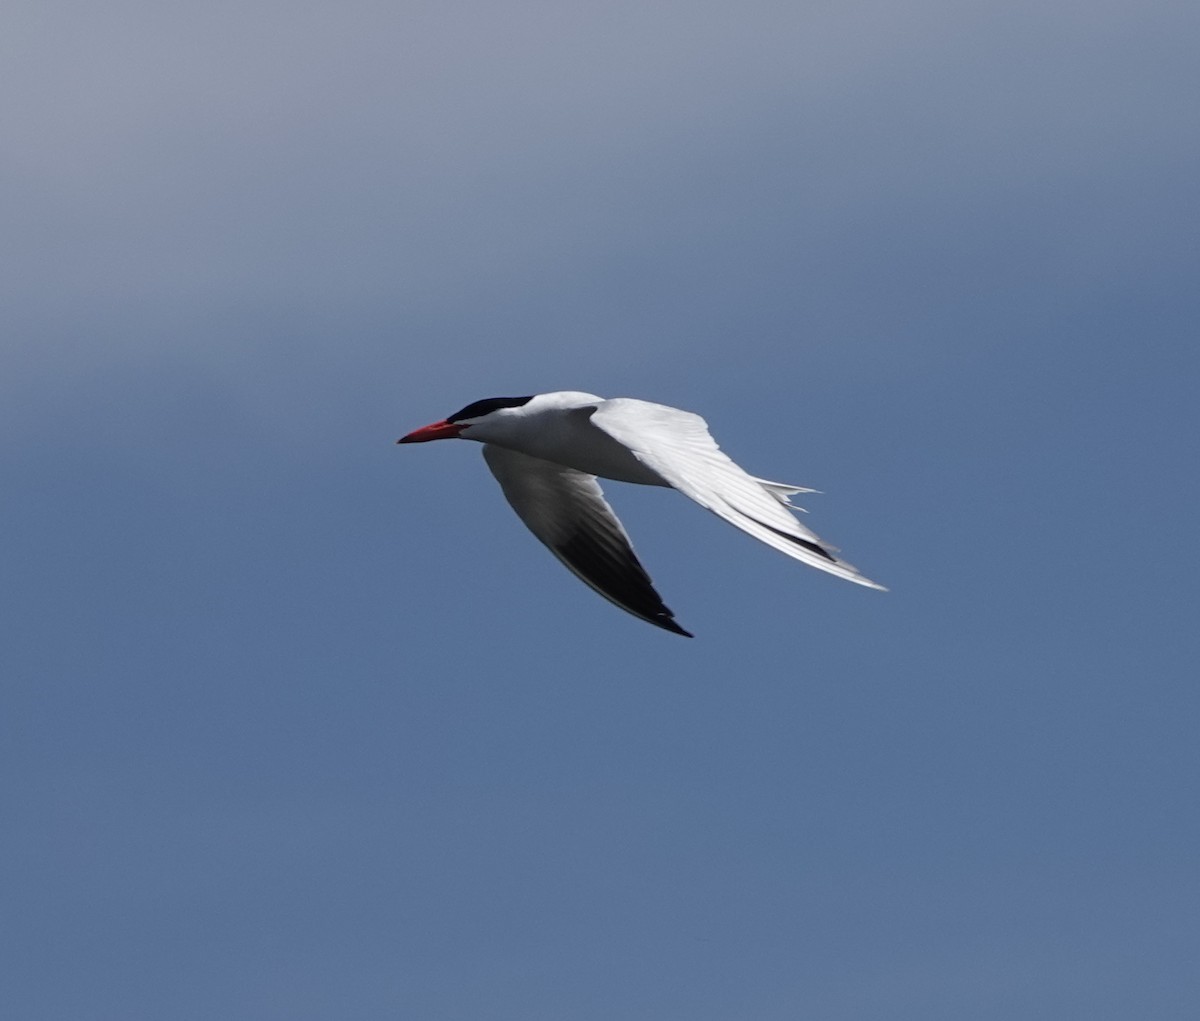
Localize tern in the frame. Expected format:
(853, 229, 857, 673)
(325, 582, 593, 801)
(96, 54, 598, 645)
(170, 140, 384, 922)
(398, 392, 884, 636)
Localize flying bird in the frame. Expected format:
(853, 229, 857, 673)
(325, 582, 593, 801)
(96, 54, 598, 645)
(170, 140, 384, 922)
(398, 392, 884, 636)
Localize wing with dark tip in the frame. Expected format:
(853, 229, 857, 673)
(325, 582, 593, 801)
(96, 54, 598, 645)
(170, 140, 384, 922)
(590, 399, 886, 590)
(481, 444, 692, 636)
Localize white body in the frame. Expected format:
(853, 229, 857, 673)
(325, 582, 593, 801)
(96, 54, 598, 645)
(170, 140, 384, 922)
(465, 392, 668, 485)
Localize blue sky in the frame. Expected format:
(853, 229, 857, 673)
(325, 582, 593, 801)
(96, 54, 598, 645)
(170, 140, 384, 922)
(4, 2, 1198, 1018)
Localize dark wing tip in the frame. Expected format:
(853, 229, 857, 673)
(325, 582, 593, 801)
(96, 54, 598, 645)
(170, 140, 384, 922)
(658, 617, 695, 638)
(555, 529, 692, 637)
(762, 521, 839, 562)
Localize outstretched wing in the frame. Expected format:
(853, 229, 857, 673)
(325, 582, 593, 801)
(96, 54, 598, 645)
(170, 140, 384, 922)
(590, 399, 885, 590)
(481, 444, 693, 636)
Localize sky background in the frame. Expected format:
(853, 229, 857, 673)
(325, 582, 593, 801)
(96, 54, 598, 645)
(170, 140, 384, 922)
(3, 2, 1199, 1018)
